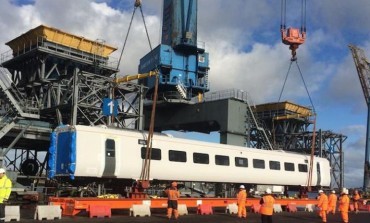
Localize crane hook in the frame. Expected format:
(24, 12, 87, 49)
(134, 0, 141, 7)
(281, 28, 306, 61)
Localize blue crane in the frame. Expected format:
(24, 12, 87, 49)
(138, 0, 209, 100)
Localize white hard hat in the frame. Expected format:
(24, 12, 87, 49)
(331, 190, 335, 194)
(342, 188, 347, 194)
(266, 188, 272, 194)
(240, 185, 245, 189)
(0, 168, 5, 174)
(345, 189, 349, 195)
(318, 190, 324, 193)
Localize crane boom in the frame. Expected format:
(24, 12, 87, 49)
(349, 44, 370, 192)
(115, 70, 158, 83)
(349, 45, 370, 103)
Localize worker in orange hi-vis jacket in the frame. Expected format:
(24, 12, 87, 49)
(317, 190, 328, 223)
(352, 190, 361, 214)
(339, 188, 350, 223)
(236, 185, 247, 218)
(260, 188, 275, 223)
(327, 190, 338, 215)
(165, 181, 180, 220)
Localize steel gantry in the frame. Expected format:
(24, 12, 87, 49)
(0, 25, 145, 180)
(254, 102, 346, 190)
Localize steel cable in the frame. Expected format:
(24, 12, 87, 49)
(278, 60, 293, 102)
(115, 7, 138, 77)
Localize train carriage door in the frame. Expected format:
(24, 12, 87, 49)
(316, 162, 321, 186)
(103, 138, 116, 177)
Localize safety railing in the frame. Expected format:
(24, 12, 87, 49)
(198, 88, 249, 103)
(0, 36, 118, 69)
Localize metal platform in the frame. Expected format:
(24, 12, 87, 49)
(6, 24, 117, 58)
(255, 101, 313, 120)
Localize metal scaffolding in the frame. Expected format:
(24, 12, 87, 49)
(254, 102, 346, 189)
(0, 25, 145, 181)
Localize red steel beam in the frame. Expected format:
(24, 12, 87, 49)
(49, 197, 320, 216)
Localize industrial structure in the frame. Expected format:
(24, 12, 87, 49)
(0, 24, 145, 188)
(138, 0, 209, 100)
(349, 45, 370, 192)
(0, 0, 348, 201)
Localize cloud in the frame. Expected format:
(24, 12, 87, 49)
(311, 0, 370, 37)
(320, 54, 365, 112)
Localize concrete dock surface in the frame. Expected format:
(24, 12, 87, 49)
(15, 207, 370, 223)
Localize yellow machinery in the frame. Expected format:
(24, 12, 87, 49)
(114, 71, 158, 84)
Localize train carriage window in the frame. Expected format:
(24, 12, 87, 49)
(193, 152, 209, 164)
(235, 157, 248, 167)
(141, 147, 161, 160)
(269, 161, 280, 170)
(284, 162, 295, 171)
(316, 162, 321, 185)
(298, 164, 308, 172)
(169, 150, 187, 162)
(253, 159, 265, 169)
(215, 155, 229, 166)
(105, 139, 115, 157)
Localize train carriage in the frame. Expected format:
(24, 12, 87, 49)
(48, 125, 330, 189)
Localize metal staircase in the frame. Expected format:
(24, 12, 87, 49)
(0, 117, 16, 139)
(176, 80, 187, 99)
(203, 73, 209, 89)
(0, 67, 39, 119)
(245, 101, 273, 150)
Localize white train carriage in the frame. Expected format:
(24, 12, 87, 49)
(48, 125, 331, 187)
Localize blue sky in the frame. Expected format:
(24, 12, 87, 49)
(1, 0, 369, 188)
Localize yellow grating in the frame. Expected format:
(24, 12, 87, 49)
(255, 101, 312, 117)
(6, 25, 117, 57)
